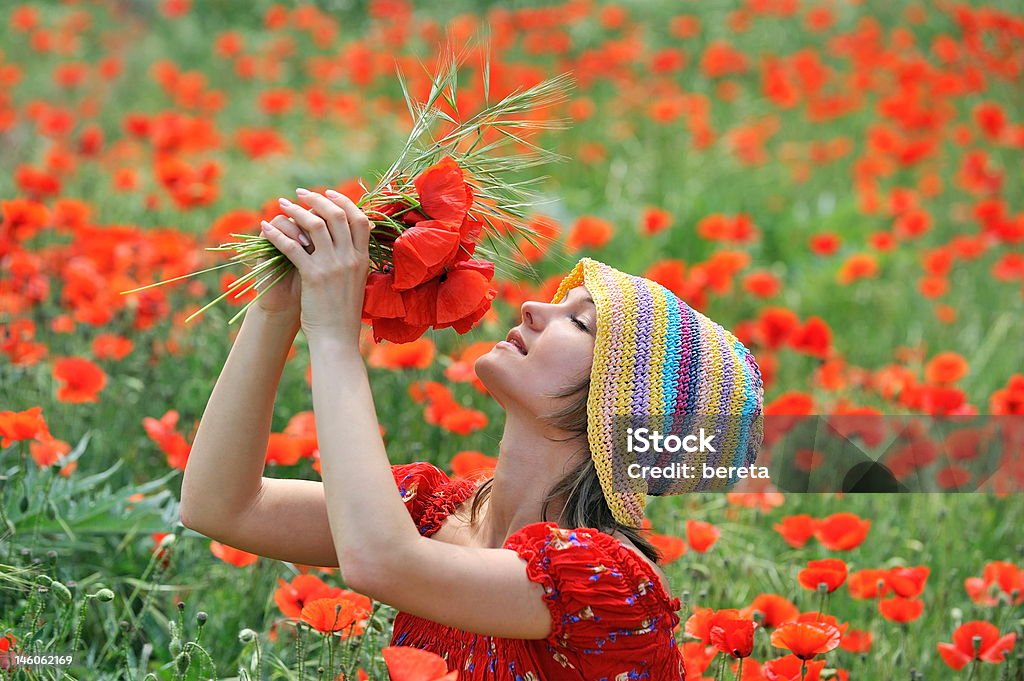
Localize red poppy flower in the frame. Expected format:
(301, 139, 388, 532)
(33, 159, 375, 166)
(391, 221, 462, 290)
(772, 515, 818, 548)
(936, 621, 1016, 670)
(964, 561, 1024, 606)
(0, 406, 51, 447)
(678, 640, 717, 677)
(450, 450, 497, 481)
(30, 436, 75, 476)
(761, 654, 826, 680)
(381, 646, 458, 681)
(794, 612, 848, 636)
(0, 632, 17, 671)
(92, 333, 134, 360)
(770, 620, 842, 660)
(362, 271, 407, 319)
(647, 532, 686, 565)
(210, 541, 259, 568)
(566, 215, 614, 251)
(641, 207, 673, 235)
(413, 156, 471, 230)
(798, 558, 848, 593)
(439, 406, 488, 435)
(443, 341, 495, 394)
(739, 593, 799, 628)
(435, 262, 494, 325)
(840, 628, 873, 654)
(265, 432, 304, 466)
(812, 512, 870, 551)
(925, 351, 969, 385)
(878, 596, 924, 623)
(709, 614, 757, 658)
(685, 607, 741, 645)
(886, 566, 929, 598)
(847, 568, 892, 600)
(142, 410, 191, 470)
(686, 519, 720, 552)
(275, 574, 342, 619)
(368, 337, 435, 370)
(301, 597, 351, 633)
(789, 317, 832, 359)
(53, 356, 107, 403)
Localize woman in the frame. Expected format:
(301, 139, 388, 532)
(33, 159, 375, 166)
(179, 188, 765, 680)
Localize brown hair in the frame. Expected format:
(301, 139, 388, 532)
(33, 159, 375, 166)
(461, 375, 663, 564)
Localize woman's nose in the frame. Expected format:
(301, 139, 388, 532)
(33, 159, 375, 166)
(520, 300, 544, 328)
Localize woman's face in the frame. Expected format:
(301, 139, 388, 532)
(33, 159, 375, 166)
(475, 285, 597, 416)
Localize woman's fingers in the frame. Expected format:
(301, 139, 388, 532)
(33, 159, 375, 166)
(325, 189, 372, 257)
(294, 188, 355, 257)
(261, 220, 308, 266)
(268, 215, 313, 253)
(279, 196, 334, 253)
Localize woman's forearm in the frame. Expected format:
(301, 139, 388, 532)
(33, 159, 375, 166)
(180, 307, 300, 531)
(307, 333, 422, 583)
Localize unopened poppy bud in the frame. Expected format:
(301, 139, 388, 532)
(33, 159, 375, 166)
(95, 588, 115, 602)
(950, 607, 962, 623)
(176, 652, 191, 675)
(196, 611, 208, 626)
(238, 629, 257, 644)
(169, 639, 182, 656)
(52, 581, 73, 604)
(36, 574, 53, 586)
(177, 601, 186, 612)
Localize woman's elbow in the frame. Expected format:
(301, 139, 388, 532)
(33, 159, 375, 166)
(339, 553, 380, 597)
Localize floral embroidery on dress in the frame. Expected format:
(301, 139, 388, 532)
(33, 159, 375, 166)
(390, 466, 687, 680)
(398, 480, 418, 502)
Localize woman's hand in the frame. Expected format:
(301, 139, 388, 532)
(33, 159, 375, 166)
(259, 188, 371, 347)
(252, 215, 312, 323)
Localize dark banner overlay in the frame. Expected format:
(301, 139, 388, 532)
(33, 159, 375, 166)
(611, 414, 1024, 494)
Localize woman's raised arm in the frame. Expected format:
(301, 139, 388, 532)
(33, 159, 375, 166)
(179, 266, 340, 568)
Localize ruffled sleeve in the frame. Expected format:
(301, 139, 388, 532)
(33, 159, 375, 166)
(390, 462, 478, 538)
(505, 521, 684, 674)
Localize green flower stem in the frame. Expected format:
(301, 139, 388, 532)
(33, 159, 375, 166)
(119, 257, 243, 294)
(227, 261, 294, 325)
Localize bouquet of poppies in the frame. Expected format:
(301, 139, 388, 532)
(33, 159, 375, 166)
(122, 48, 572, 344)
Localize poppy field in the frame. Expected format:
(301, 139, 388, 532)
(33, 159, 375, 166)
(1, 0, 1023, 679)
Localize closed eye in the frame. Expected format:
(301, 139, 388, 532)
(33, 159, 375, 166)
(570, 314, 590, 332)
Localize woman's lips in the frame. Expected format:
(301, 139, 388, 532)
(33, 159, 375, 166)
(496, 340, 526, 355)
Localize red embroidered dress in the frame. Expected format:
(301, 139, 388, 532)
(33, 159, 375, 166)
(389, 462, 687, 680)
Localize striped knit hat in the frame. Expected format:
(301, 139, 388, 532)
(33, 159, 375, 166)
(550, 257, 765, 528)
